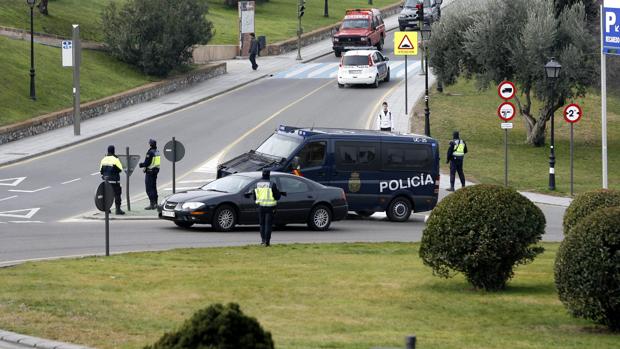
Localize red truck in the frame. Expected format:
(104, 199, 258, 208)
(332, 8, 386, 57)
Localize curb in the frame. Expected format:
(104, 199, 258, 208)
(0, 330, 94, 349)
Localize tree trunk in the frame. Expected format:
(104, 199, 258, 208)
(38, 0, 48, 15)
(526, 116, 546, 146)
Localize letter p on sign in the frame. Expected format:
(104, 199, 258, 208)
(607, 11, 617, 32)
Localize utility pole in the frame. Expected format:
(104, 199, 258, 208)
(297, 0, 305, 60)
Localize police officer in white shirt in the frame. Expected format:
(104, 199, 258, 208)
(376, 101, 393, 132)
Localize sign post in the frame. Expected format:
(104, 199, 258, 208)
(498, 102, 515, 187)
(164, 138, 186, 194)
(564, 103, 583, 196)
(95, 181, 114, 256)
(394, 32, 419, 119)
(239, 1, 255, 56)
(72, 25, 81, 136)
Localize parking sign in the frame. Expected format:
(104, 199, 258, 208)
(604, 0, 620, 55)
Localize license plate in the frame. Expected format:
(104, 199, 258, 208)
(349, 70, 361, 74)
(162, 210, 175, 218)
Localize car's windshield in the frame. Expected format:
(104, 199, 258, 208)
(255, 133, 302, 159)
(343, 55, 369, 66)
(341, 19, 370, 29)
(200, 175, 254, 193)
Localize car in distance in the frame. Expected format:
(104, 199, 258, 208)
(332, 8, 385, 57)
(338, 49, 390, 88)
(398, 0, 442, 32)
(159, 172, 348, 232)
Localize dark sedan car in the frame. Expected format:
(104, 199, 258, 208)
(159, 172, 348, 232)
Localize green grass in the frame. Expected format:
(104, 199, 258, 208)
(0, 243, 618, 349)
(0, 36, 156, 127)
(0, 0, 400, 44)
(411, 79, 620, 194)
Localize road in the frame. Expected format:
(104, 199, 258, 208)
(0, 31, 565, 265)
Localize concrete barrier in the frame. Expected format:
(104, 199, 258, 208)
(193, 45, 239, 63)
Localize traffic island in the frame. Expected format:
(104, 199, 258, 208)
(83, 197, 158, 221)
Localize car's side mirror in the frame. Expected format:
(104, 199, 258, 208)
(385, 57, 390, 61)
(243, 191, 252, 198)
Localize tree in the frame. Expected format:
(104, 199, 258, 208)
(554, 0, 599, 23)
(429, 0, 597, 146)
(102, 0, 213, 76)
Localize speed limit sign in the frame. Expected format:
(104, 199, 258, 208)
(564, 103, 582, 123)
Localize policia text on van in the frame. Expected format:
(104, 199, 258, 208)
(217, 126, 440, 222)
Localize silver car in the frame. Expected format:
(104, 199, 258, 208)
(398, 0, 442, 31)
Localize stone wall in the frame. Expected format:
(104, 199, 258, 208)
(0, 63, 226, 145)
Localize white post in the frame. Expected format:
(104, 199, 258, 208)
(601, 5, 609, 189)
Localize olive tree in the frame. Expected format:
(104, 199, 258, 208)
(429, 0, 597, 146)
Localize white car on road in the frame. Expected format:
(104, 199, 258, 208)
(337, 49, 390, 88)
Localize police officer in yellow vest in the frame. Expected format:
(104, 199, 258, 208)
(252, 170, 282, 246)
(100, 145, 125, 215)
(446, 131, 468, 192)
(139, 139, 161, 210)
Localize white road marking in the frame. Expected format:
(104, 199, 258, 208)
(0, 208, 40, 219)
(0, 195, 18, 202)
(0, 222, 6, 224)
(329, 70, 339, 78)
(0, 177, 26, 186)
(194, 156, 220, 174)
(307, 63, 339, 78)
(8, 186, 51, 193)
(9, 221, 44, 224)
(388, 61, 405, 71)
(284, 63, 321, 78)
(61, 178, 81, 185)
(90, 172, 99, 176)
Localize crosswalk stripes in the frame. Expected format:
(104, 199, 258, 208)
(272, 61, 420, 80)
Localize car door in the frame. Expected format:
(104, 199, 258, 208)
(375, 52, 388, 79)
(275, 176, 314, 224)
(290, 140, 329, 184)
(238, 180, 260, 224)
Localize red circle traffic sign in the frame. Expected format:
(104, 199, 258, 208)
(497, 102, 516, 121)
(498, 81, 516, 100)
(564, 103, 582, 123)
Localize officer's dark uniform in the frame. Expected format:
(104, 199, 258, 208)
(252, 170, 281, 246)
(139, 139, 161, 210)
(446, 131, 468, 191)
(100, 145, 125, 215)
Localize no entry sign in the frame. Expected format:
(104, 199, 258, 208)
(498, 81, 516, 100)
(498, 102, 516, 121)
(564, 103, 583, 123)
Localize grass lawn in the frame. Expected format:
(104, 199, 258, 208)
(0, 36, 156, 127)
(411, 79, 620, 194)
(0, 243, 618, 349)
(0, 0, 400, 44)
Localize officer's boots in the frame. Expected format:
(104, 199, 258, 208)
(145, 200, 157, 210)
(116, 206, 125, 215)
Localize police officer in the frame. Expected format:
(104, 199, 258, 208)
(100, 145, 125, 215)
(446, 131, 468, 192)
(139, 139, 161, 210)
(376, 101, 393, 132)
(252, 170, 281, 246)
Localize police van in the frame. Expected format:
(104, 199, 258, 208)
(217, 126, 440, 222)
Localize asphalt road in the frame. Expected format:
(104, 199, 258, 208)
(0, 31, 565, 265)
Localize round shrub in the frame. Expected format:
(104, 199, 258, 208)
(145, 303, 274, 349)
(419, 184, 546, 291)
(563, 189, 620, 235)
(555, 207, 620, 331)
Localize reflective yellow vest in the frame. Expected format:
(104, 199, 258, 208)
(254, 181, 276, 207)
(148, 150, 161, 170)
(100, 155, 123, 171)
(453, 140, 466, 157)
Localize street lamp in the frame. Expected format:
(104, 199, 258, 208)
(544, 57, 562, 190)
(27, 0, 36, 100)
(423, 28, 431, 137)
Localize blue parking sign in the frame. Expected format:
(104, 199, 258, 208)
(604, 0, 620, 55)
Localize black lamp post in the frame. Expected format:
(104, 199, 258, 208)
(27, 0, 36, 100)
(544, 58, 562, 191)
(423, 28, 431, 137)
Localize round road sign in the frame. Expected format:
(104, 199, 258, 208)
(498, 81, 516, 100)
(497, 102, 516, 121)
(164, 139, 185, 162)
(564, 103, 583, 123)
(95, 181, 115, 212)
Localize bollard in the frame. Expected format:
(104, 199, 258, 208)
(405, 335, 416, 349)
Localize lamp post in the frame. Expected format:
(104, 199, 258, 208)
(27, 0, 36, 100)
(423, 28, 431, 137)
(544, 58, 562, 191)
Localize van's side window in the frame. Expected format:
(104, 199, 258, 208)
(278, 177, 310, 194)
(298, 141, 326, 168)
(382, 144, 432, 171)
(336, 142, 380, 170)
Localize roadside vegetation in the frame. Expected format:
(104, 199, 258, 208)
(412, 79, 620, 194)
(0, 243, 619, 349)
(0, 0, 400, 45)
(0, 36, 156, 127)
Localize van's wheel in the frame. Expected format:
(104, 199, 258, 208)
(212, 204, 237, 232)
(372, 75, 379, 88)
(334, 50, 342, 57)
(174, 221, 194, 229)
(308, 205, 332, 231)
(355, 210, 375, 218)
(386, 197, 412, 222)
(384, 68, 390, 82)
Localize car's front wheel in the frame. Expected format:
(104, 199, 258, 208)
(372, 75, 379, 88)
(174, 221, 194, 229)
(308, 204, 332, 231)
(334, 50, 342, 57)
(376, 37, 384, 51)
(384, 68, 390, 82)
(212, 204, 237, 232)
(386, 197, 412, 222)
(338, 82, 344, 88)
(399, 25, 406, 31)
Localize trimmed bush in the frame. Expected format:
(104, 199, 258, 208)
(145, 303, 274, 349)
(102, 0, 213, 76)
(555, 207, 620, 331)
(562, 189, 620, 235)
(419, 184, 545, 291)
